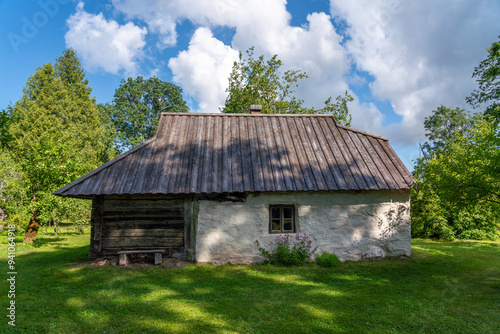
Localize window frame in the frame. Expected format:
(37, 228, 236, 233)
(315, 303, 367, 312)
(269, 204, 296, 233)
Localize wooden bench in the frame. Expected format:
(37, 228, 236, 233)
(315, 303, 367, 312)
(117, 249, 165, 266)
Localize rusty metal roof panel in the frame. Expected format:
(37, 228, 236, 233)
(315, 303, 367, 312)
(54, 113, 414, 197)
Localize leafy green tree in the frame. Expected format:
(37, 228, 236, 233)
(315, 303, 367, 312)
(0, 149, 29, 232)
(420, 105, 472, 158)
(108, 76, 189, 150)
(0, 109, 12, 149)
(8, 50, 106, 241)
(413, 111, 499, 240)
(222, 47, 353, 126)
(467, 36, 500, 121)
(424, 117, 499, 208)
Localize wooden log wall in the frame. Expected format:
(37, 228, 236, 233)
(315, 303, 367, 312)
(90, 197, 185, 257)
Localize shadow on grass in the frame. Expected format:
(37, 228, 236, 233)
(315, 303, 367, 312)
(5, 239, 500, 334)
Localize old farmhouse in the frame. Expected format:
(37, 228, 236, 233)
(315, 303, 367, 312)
(54, 109, 414, 264)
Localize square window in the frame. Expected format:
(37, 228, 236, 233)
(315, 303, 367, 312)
(269, 205, 295, 233)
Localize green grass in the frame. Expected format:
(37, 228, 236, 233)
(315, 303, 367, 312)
(1, 230, 499, 333)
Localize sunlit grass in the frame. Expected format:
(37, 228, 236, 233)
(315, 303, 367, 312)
(0, 230, 499, 333)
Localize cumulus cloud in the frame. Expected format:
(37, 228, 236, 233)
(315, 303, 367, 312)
(168, 28, 239, 113)
(114, 0, 351, 115)
(330, 0, 500, 143)
(65, 2, 147, 75)
(104, 0, 499, 152)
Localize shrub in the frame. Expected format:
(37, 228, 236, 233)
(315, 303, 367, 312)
(316, 252, 341, 268)
(259, 234, 312, 266)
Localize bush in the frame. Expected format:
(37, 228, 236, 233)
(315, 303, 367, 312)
(259, 234, 312, 266)
(2, 212, 29, 234)
(316, 252, 341, 268)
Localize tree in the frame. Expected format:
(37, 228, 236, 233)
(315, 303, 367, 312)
(424, 117, 499, 207)
(423, 106, 473, 154)
(412, 110, 499, 240)
(55, 48, 92, 100)
(222, 47, 353, 125)
(0, 109, 12, 149)
(466, 36, 500, 121)
(8, 50, 106, 242)
(108, 76, 189, 150)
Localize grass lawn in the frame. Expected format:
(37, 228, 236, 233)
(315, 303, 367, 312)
(1, 229, 499, 333)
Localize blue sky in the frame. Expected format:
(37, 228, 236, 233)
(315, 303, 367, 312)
(1, 0, 499, 170)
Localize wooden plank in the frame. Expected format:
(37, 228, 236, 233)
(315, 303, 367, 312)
(247, 117, 266, 191)
(103, 229, 184, 238)
(147, 115, 173, 194)
(104, 207, 183, 215)
(314, 118, 349, 190)
(378, 140, 414, 188)
(231, 116, 244, 192)
(187, 115, 203, 193)
(173, 116, 194, 194)
(103, 199, 183, 210)
(287, 117, 316, 190)
(211, 116, 223, 193)
(92, 161, 114, 195)
(183, 198, 191, 252)
(111, 156, 134, 195)
(326, 118, 367, 189)
(271, 117, 295, 191)
(343, 130, 379, 190)
(118, 249, 166, 254)
(294, 117, 327, 190)
(254, 117, 275, 191)
(200, 117, 214, 194)
(121, 143, 151, 194)
(262, 117, 285, 191)
(239, 117, 254, 192)
(90, 196, 104, 254)
(350, 132, 387, 189)
(163, 115, 186, 193)
(222, 116, 232, 192)
(102, 237, 184, 248)
(279, 117, 305, 191)
(128, 140, 154, 194)
(363, 136, 398, 189)
(157, 115, 180, 193)
(103, 221, 184, 229)
(303, 117, 339, 190)
(367, 137, 405, 189)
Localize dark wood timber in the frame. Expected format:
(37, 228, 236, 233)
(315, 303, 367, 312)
(89, 197, 185, 258)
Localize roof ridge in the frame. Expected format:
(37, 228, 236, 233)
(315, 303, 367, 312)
(53, 137, 157, 195)
(336, 124, 388, 141)
(161, 112, 336, 117)
(161, 112, 389, 141)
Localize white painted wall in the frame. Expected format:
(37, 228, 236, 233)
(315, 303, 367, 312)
(194, 190, 411, 264)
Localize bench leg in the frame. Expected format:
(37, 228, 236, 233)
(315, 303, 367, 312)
(119, 253, 129, 266)
(154, 252, 162, 265)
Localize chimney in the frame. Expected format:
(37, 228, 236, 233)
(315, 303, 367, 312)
(250, 105, 262, 114)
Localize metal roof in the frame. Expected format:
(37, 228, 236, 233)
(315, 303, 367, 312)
(54, 113, 414, 198)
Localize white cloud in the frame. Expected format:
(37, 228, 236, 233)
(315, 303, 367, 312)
(114, 1, 351, 114)
(168, 28, 239, 113)
(65, 2, 147, 75)
(330, 0, 500, 144)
